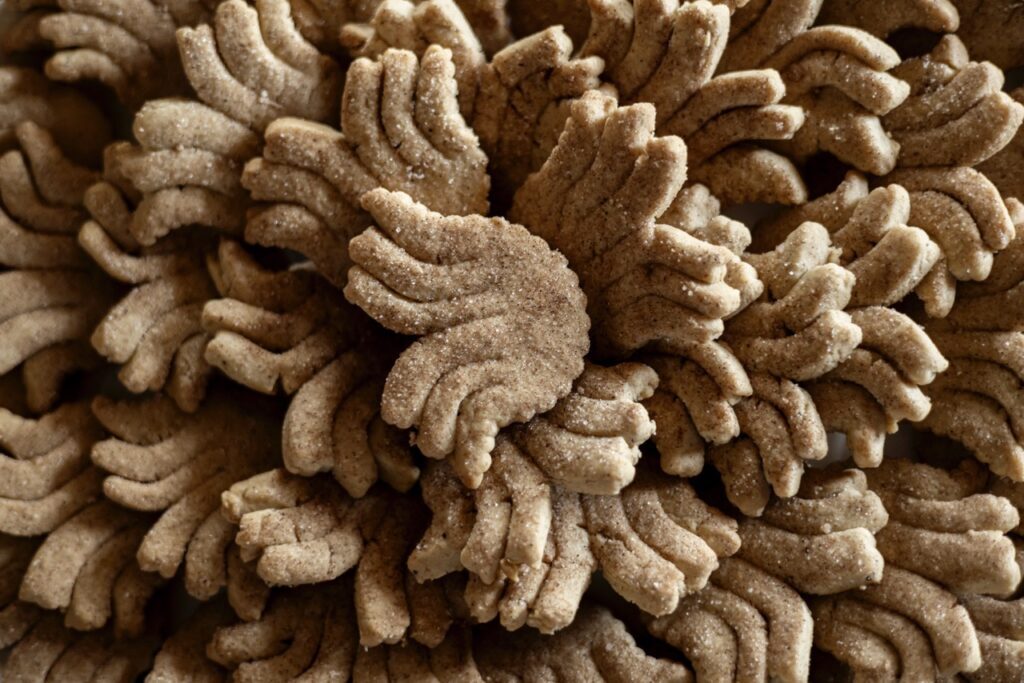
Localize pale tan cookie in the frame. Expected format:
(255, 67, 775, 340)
(146, 601, 231, 683)
(1, 614, 156, 683)
(763, 26, 911, 175)
(646, 556, 813, 683)
(355, 498, 460, 648)
(582, 466, 740, 616)
(814, 460, 1013, 679)
(867, 458, 1021, 596)
(450, 0, 510, 55)
(736, 468, 887, 594)
(342, 0, 507, 67)
(90, 392, 276, 618)
(283, 343, 419, 498)
(816, 306, 946, 443)
(509, 362, 658, 495)
(206, 257, 425, 499)
(345, 189, 590, 488)
(979, 88, 1024, 204)
(643, 343, 753, 478)
(807, 270, 946, 467)
(630, 191, 760, 479)
(340, 0, 486, 118)
(222, 466, 441, 643)
(80, 144, 217, 413)
(812, 572, 981, 682)
(353, 631, 483, 681)
(244, 45, 489, 285)
(817, 0, 960, 37)
(0, 260, 107, 399)
(580, 0, 806, 205)
(513, 91, 755, 357)
(0, 3, 53, 55)
(17, 500, 158, 634)
(119, 0, 342, 246)
(207, 583, 360, 682)
(891, 167, 1018, 317)
(765, 167, 1017, 318)
(3, 409, 163, 638)
(923, 206, 1024, 480)
(405, 461, 473, 582)
(409, 449, 592, 633)
(202, 241, 365, 395)
(211, 594, 690, 682)
(704, 224, 859, 503)
(884, 35, 1024, 168)
(0, 122, 111, 408)
(773, 183, 957, 462)
(0, 122, 97, 270)
(730, 222, 860, 380)
(758, 175, 939, 308)
(463, 483, 594, 635)
(0, 67, 111, 165)
(473, 26, 605, 201)
(960, 480, 1024, 682)
(0, 401, 104, 537)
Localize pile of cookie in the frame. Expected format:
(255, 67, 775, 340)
(0, 0, 1022, 680)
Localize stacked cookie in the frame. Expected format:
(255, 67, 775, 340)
(0, 0, 1023, 680)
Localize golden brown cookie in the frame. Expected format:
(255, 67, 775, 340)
(81, 144, 217, 413)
